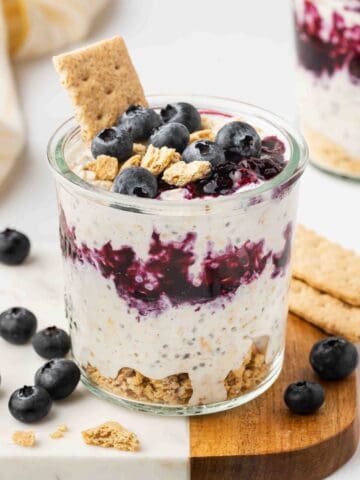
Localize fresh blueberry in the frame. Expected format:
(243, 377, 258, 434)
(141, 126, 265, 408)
(0, 229, 30, 265)
(113, 167, 158, 198)
(9, 385, 52, 423)
(91, 127, 132, 161)
(149, 122, 189, 153)
(216, 121, 261, 157)
(310, 337, 358, 381)
(182, 140, 225, 167)
(284, 381, 325, 414)
(160, 102, 201, 133)
(35, 358, 80, 400)
(32, 326, 71, 359)
(117, 105, 163, 142)
(0, 307, 37, 345)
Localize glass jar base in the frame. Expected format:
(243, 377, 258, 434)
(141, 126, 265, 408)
(80, 350, 284, 416)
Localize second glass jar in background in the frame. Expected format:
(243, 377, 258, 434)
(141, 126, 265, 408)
(294, 0, 360, 178)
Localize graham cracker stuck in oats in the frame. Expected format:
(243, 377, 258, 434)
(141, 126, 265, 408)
(163, 160, 211, 187)
(85, 155, 119, 181)
(53, 36, 147, 141)
(289, 279, 360, 342)
(293, 225, 360, 307)
(82, 421, 139, 452)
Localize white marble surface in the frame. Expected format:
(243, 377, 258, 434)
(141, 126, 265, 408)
(0, 0, 359, 478)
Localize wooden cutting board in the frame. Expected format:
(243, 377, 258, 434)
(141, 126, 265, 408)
(190, 314, 359, 480)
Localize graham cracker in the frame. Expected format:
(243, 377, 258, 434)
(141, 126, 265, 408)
(53, 36, 147, 140)
(82, 421, 140, 452)
(289, 279, 360, 342)
(293, 225, 360, 307)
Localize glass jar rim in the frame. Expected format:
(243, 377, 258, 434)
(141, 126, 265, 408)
(47, 94, 308, 216)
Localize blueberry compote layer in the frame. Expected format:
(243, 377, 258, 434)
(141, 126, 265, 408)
(295, 0, 360, 81)
(60, 209, 292, 315)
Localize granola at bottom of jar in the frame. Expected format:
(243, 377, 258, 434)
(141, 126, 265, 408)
(85, 343, 268, 405)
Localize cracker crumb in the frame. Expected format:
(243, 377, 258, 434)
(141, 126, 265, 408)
(141, 145, 180, 176)
(12, 431, 36, 447)
(85, 155, 119, 181)
(120, 154, 142, 172)
(162, 160, 211, 187)
(189, 129, 215, 143)
(53, 36, 147, 140)
(50, 424, 69, 439)
(82, 421, 140, 452)
(133, 143, 146, 156)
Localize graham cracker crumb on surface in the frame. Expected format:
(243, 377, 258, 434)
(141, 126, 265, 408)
(50, 424, 69, 439)
(120, 154, 142, 172)
(162, 160, 211, 187)
(141, 145, 180, 176)
(12, 431, 36, 447)
(82, 421, 140, 452)
(85, 364, 193, 405)
(189, 129, 215, 143)
(133, 143, 146, 156)
(53, 36, 147, 140)
(224, 344, 268, 399)
(85, 155, 119, 181)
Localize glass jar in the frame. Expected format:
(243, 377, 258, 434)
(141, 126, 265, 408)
(48, 95, 307, 416)
(294, 0, 360, 178)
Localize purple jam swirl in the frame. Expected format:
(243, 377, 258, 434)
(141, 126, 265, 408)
(60, 210, 292, 315)
(295, 0, 360, 81)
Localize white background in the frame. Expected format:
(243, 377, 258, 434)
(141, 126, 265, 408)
(0, 0, 359, 478)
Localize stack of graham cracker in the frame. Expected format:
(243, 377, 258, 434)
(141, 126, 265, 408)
(289, 225, 360, 342)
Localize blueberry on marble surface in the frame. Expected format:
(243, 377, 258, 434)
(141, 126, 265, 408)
(35, 358, 81, 400)
(113, 167, 158, 198)
(0, 229, 30, 265)
(32, 326, 71, 359)
(182, 140, 225, 167)
(160, 102, 201, 133)
(0, 307, 37, 345)
(310, 337, 358, 381)
(216, 121, 261, 157)
(150, 122, 189, 153)
(91, 126, 133, 161)
(284, 381, 325, 415)
(9, 386, 52, 423)
(117, 105, 163, 142)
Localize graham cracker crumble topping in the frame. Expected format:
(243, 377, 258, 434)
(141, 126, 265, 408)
(133, 143, 147, 156)
(162, 160, 211, 187)
(141, 145, 180, 176)
(12, 431, 36, 447)
(82, 421, 140, 452)
(119, 154, 142, 172)
(50, 424, 69, 440)
(85, 155, 119, 181)
(189, 129, 215, 143)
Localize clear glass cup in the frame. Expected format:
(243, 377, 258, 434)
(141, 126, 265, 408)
(48, 95, 307, 416)
(294, 0, 360, 178)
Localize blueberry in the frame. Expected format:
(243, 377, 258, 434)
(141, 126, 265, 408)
(9, 385, 52, 423)
(91, 127, 132, 161)
(310, 337, 358, 381)
(182, 140, 225, 167)
(216, 121, 261, 157)
(0, 307, 37, 345)
(32, 326, 71, 359)
(160, 102, 201, 133)
(284, 381, 325, 414)
(150, 122, 189, 153)
(0, 229, 30, 265)
(117, 105, 163, 142)
(35, 358, 80, 400)
(113, 167, 158, 198)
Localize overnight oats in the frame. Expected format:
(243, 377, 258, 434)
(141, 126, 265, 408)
(294, 0, 360, 178)
(48, 37, 307, 415)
